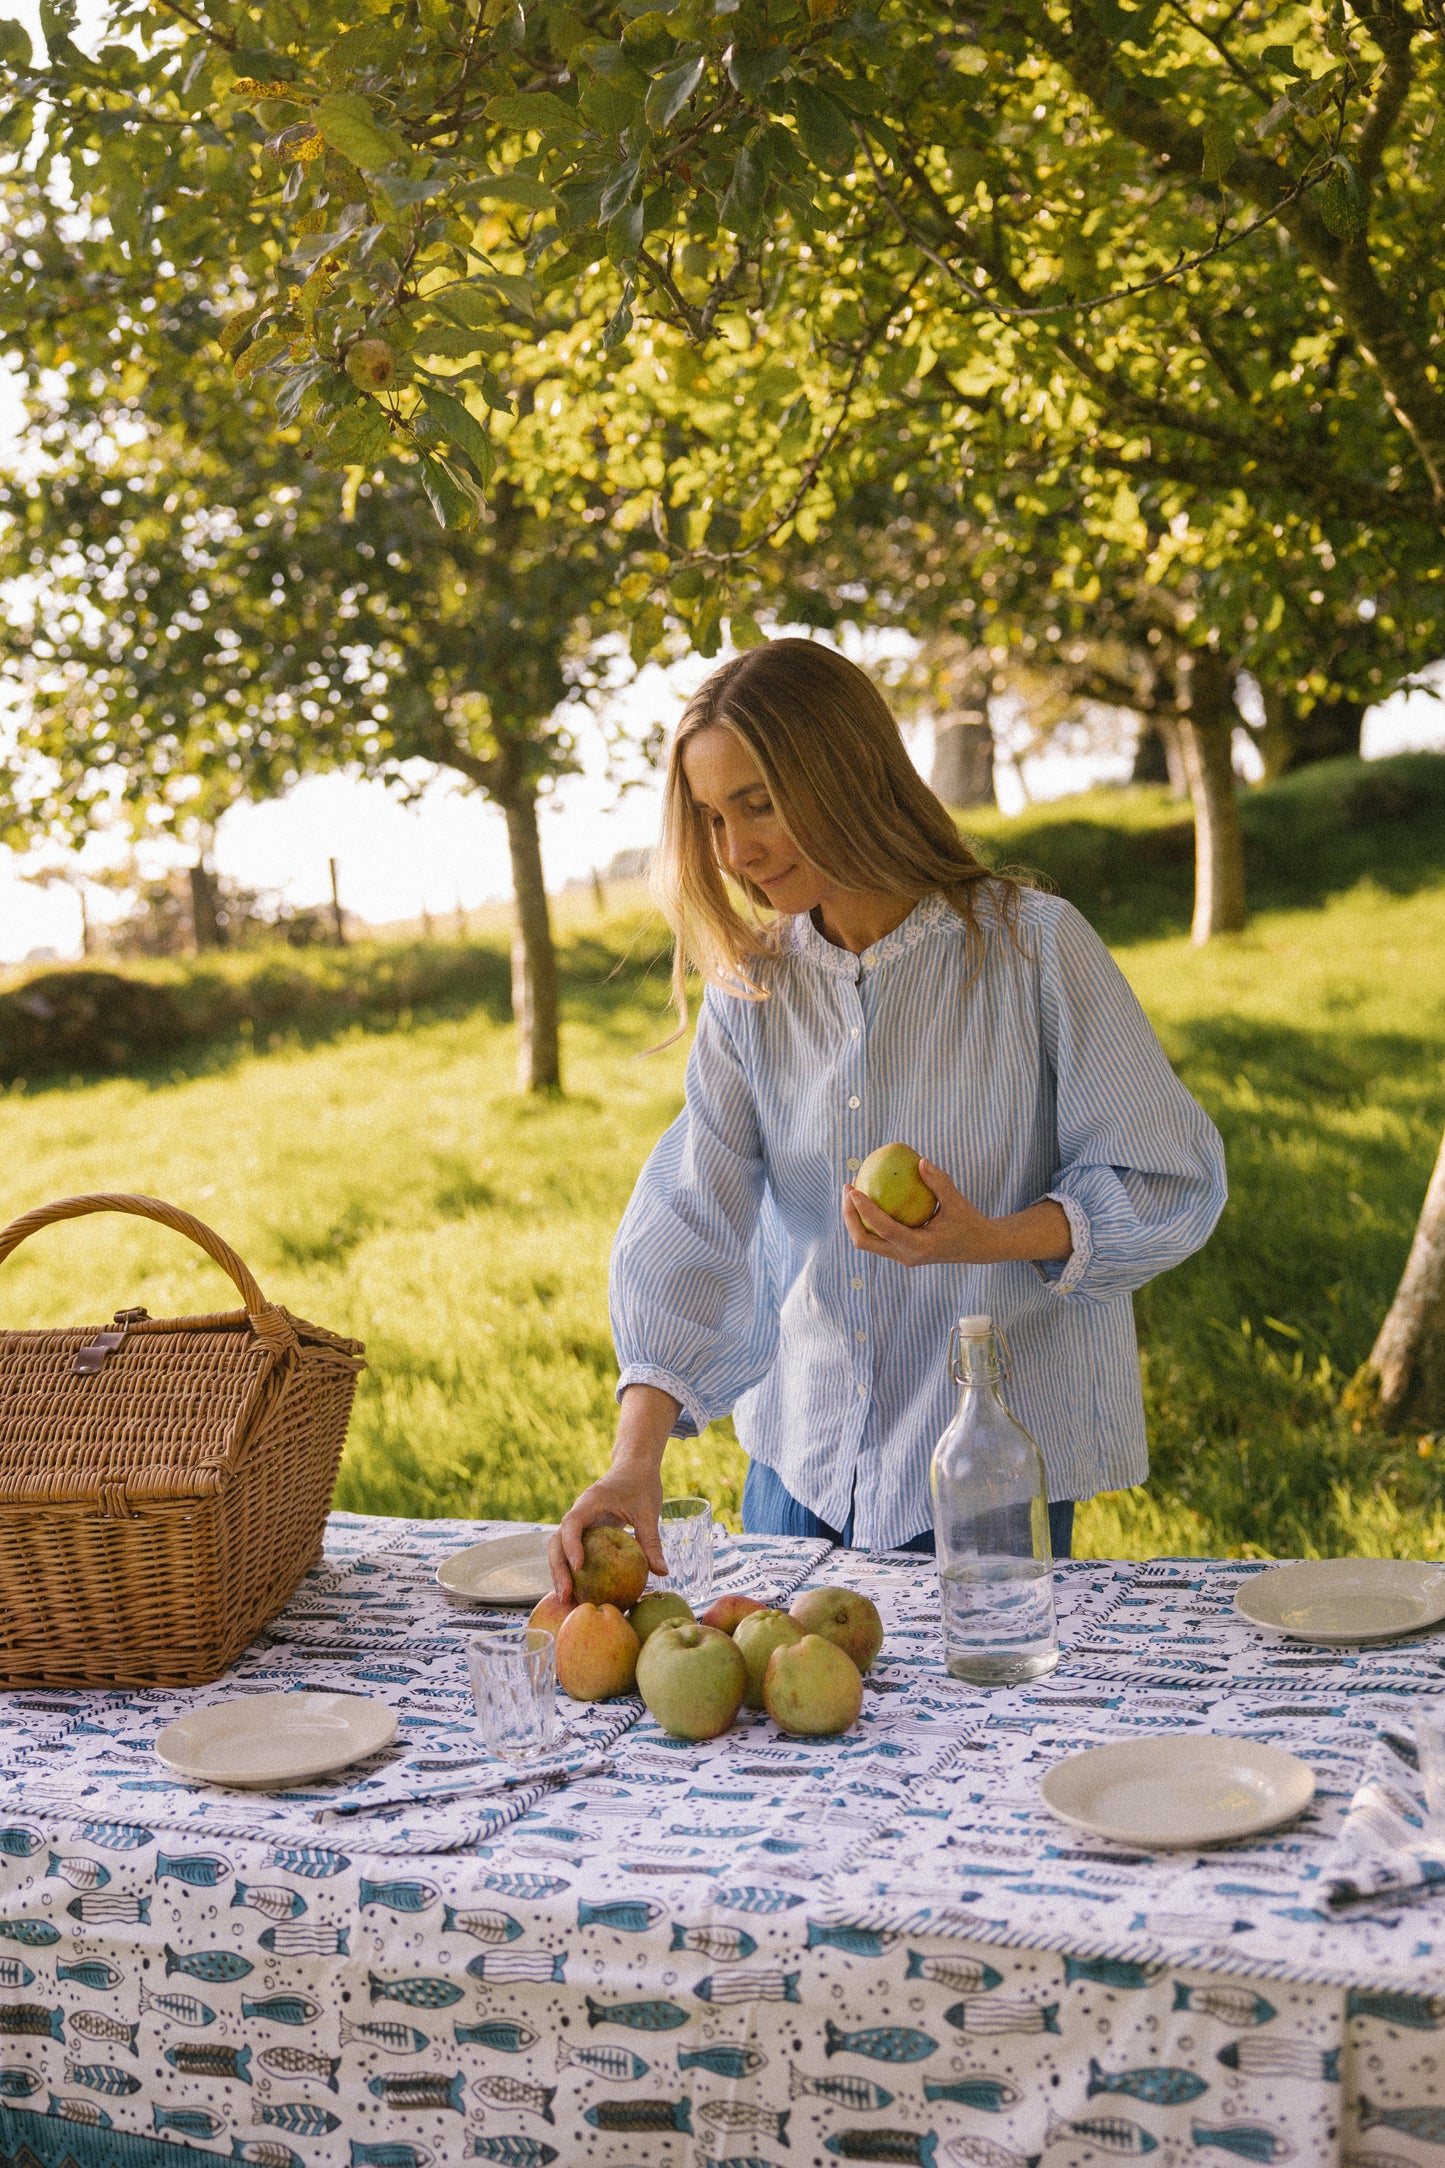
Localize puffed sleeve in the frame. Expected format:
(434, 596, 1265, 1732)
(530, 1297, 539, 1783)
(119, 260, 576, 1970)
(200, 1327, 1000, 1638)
(610, 988, 774, 1437)
(1033, 897, 1227, 1301)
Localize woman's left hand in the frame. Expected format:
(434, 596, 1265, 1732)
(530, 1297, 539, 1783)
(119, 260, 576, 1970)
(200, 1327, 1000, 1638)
(842, 1160, 1072, 1269)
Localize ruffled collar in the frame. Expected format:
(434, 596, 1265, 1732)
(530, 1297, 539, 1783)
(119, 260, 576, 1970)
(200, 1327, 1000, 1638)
(781, 891, 959, 978)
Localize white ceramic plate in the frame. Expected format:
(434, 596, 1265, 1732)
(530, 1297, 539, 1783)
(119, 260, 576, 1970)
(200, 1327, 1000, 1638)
(436, 1531, 553, 1607)
(1234, 1558, 1445, 1645)
(156, 1692, 398, 1790)
(1039, 1735, 1315, 1850)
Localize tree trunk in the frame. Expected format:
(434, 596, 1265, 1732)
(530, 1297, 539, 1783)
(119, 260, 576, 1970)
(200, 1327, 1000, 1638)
(1132, 715, 1188, 797)
(1362, 1123, 1445, 1431)
(502, 787, 561, 1094)
(1255, 689, 1367, 779)
(188, 861, 223, 951)
(1177, 652, 1247, 943)
(930, 672, 996, 810)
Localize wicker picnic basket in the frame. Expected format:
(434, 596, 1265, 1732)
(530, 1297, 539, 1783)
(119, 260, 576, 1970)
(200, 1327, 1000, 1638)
(0, 1192, 365, 1688)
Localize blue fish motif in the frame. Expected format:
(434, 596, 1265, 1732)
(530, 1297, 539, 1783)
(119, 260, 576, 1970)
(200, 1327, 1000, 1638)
(58, 1961, 123, 1992)
(1, 2007, 63, 2043)
(367, 2072, 467, 2112)
(46, 1854, 110, 1891)
(67, 1895, 149, 1924)
(0, 1829, 42, 1858)
(454, 2022, 537, 2053)
(708, 1886, 805, 1914)
(340, 2019, 430, 2054)
(577, 1899, 664, 1932)
(139, 1990, 215, 2027)
(164, 1944, 253, 1984)
(0, 1921, 59, 1948)
(0, 1963, 33, 1990)
(65, 2064, 141, 2098)
(1087, 2058, 1208, 2106)
(154, 2108, 225, 2138)
(583, 2098, 693, 2132)
(468, 2141, 559, 2167)
(1192, 2124, 1293, 2162)
(1346, 1988, 1445, 2029)
(924, 2077, 1019, 2110)
(824, 2136, 939, 2165)
(0, 2071, 41, 2099)
(242, 1995, 322, 2027)
(232, 1883, 308, 1921)
(678, 2045, 766, 2078)
(256, 2102, 342, 2135)
(586, 1995, 689, 2033)
(80, 1823, 153, 1852)
(351, 2149, 430, 2168)
(1359, 2099, 1445, 2143)
(1063, 1957, 1156, 1990)
(232, 2143, 302, 2168)
(807, 1923, 893, 1956)
(157, 1853, 232, 1888)
(825, 2021, 938, 2065)
(47, 2096, 112, 2129)
(368, 1972, 463, 2010)
(359, 1877, 438, 1915)
(442, 1905, 522, 1944)
(1172, 1984, 1276, 2026)
(1059, 2119, 1157, 2157)
(483, 1873, 570, 1900)
(270, 1846, 350, 1878)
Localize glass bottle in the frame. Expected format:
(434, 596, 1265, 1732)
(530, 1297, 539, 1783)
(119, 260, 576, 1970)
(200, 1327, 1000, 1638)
(931, 1313, 1059, 1684)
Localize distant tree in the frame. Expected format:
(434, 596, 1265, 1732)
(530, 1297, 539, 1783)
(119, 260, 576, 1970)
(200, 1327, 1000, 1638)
(0, 360, 645, 1091)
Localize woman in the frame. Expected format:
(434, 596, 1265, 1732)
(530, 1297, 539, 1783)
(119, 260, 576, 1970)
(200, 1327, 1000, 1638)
(549, 639, 1224, 1592)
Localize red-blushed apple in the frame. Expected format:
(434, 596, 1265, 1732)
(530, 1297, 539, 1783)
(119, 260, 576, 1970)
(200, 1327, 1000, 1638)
(635, 1621, 747, 1739)
(628, 1590, 694, 1645)
(700, 1593, 770, 1634)
(554, 1603, 640, 1701)
(528, 1591, 575, 1638)
(763, 1633, 864, 1736)
(789, 1585, 884, 1673)
(733, 1608, 804, 1711)
(573, 1525, 650, 1610)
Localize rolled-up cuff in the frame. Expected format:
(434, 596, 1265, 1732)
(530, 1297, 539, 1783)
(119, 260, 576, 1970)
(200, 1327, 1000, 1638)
(616, 1364, 707, 1440)
(1039, 1190, 1092, 1294)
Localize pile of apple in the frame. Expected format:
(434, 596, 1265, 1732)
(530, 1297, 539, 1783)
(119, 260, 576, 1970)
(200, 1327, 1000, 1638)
(531, 1525, 884, 1741)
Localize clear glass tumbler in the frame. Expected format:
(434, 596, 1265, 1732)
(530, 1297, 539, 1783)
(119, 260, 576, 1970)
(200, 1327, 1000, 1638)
(467, 1627, 559, 1762)
(658, 1495, 714, 1609)
(1417, 1706, 1445, 1827)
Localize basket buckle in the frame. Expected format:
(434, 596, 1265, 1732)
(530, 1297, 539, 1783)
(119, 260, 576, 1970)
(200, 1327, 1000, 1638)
(73, 1307, 150, 1377)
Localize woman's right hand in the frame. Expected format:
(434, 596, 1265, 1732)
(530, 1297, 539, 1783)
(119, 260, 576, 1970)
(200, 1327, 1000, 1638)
(547, 1383, 680, 1601)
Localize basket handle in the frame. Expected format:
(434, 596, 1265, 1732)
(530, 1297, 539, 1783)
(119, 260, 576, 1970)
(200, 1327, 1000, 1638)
(0, 1192, 272, 1319)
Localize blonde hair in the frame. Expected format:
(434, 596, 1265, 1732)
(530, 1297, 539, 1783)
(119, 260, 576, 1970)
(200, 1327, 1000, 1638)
(653, 637, 1011, 1027)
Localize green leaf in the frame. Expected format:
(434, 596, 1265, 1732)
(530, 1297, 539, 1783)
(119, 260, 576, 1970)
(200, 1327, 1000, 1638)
(598, 154, 641, 220)
(1258, 42, 1306, 76)
(314, 399, 392, 467)
(790, 81, 853, 170)
(0, 19, 33, 68)
(629, 602, 665, 663)
(313, 92, 404, 171)
(729, 612, 766, 649)
(473, 173, 558, 210)
(419, 384, 495, 484)
(1200, 113, 1237, 183)
(574, 40, 649, 91)
(233, 329, 290, 380)
(1091, 0, 1163, 44)
(374, 169, 450, 211)
(718, 138, 765, 235)
(486, 90, 584, 137)
(1320, 157, 1370, 237)
(646, 54, 704, 130)
(322, 21, 406, 82)
(727, 43, 790, 96)
(607, 197, 644, 262)
(419, 452, 478, 529)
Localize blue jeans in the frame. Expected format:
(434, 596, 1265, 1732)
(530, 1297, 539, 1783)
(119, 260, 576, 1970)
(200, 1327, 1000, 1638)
(742, 1457, 1076, 1561)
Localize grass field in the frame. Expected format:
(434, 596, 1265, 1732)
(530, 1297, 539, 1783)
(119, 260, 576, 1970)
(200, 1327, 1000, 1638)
(1, 753, 1443, 1559)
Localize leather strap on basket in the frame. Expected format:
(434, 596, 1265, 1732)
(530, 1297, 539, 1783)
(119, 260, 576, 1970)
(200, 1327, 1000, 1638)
(0, 1192, 297, 1348)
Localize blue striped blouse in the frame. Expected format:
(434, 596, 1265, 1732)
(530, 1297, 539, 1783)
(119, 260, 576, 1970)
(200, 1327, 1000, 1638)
(610, 887, 1226, 1549)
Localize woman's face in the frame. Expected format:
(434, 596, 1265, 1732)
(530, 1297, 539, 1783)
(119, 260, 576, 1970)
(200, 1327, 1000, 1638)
(681, 724, 836, 917)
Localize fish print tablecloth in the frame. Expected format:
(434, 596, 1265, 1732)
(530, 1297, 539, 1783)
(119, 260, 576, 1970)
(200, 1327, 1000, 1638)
(3, 1518, 1445, 2168)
